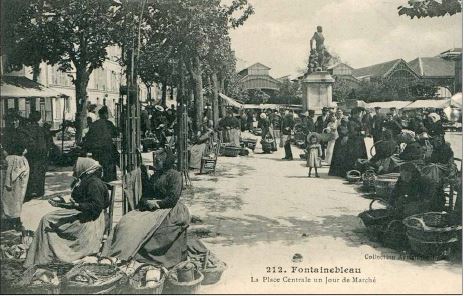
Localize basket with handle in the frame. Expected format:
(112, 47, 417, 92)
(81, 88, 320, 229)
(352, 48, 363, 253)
(346, 170, 362, 183)
(374, 173, 399, 199)
(163, 261, 204, 294)
(128, 264, 167, 294)
(358, 198, 392, 242)
(403, 212, 462, 243)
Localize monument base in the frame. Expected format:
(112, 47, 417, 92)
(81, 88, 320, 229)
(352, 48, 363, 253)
(302, 71, 335, 112)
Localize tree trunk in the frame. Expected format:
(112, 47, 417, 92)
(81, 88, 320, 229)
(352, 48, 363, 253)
(161, 80, 167, 107)
(74, 65, 90, 144)
(191, 56, 203, 133)
(218, 74, 226, 118)
(211, 72, 220, 128)
(145, 83, 152, 104)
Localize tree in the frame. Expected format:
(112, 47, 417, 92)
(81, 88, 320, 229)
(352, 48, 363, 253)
(398, 0, 462, 18)
(6, 0, 120, 141)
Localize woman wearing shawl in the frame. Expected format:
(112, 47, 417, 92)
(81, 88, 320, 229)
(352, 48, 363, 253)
(328, 119, 350, 177)
(1, 113, 30, 231)
(344, 108, 368, 173)
(25, 158, 109, 267)
(102, 149, 190, 269)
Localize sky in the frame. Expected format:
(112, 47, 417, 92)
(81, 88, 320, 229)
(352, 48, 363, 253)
(229, 0, 462, 78)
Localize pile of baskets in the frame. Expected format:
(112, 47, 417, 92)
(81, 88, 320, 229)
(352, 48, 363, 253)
(403, 212, 462, 259)
(362, 169, 377, 192)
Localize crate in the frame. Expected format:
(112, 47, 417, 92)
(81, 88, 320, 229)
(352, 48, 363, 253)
(222, 146, 241, 157)
(200, 158, 217, 174)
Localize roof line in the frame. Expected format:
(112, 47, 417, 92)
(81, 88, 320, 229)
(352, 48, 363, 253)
(383, 59, 402, 78)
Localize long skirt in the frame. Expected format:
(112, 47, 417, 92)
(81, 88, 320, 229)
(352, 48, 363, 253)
(345, 136, 368, 172)
(25, 157, 47, 199)
(102, 202, 190, 269)
(24, 209, 106, 268)
(189, 143, 207, 169)
(328, 138, 350, 177)
(325, 139, 336, 165)
(1, 156, 29, 219)
(222, 129, 241, 147)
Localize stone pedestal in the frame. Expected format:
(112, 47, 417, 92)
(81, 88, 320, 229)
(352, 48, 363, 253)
(301, 71, 335, 112)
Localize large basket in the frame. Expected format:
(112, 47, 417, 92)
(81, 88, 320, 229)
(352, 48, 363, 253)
(346, 170, 362, 183)
(63, 263, 127, 294)
(201, 261, 227, 285)
(164, 269, 204, 294)
(403, 212, 462, 243)
(407, 235, 458, 259)
(128, 264, 166, 295)
(383, 219, 408, 250)
(222, 146, 241, 157)
(358, 199, 392, 242)
(375, 173, 399, 199)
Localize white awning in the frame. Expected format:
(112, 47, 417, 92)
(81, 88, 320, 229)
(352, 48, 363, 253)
(219, 93, 243, 108)
(402, 99, 451, 110)
(1, 75, 68, 98)
(450, 92, 462, 108)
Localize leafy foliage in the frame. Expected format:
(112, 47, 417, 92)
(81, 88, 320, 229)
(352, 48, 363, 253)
(398, 0, 462, 18)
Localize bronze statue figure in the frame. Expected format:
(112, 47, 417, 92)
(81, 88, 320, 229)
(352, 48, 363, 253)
(307, 26, 332, 74)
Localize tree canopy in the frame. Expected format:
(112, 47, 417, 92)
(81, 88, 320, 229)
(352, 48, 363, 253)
(398, 0, 462, 18)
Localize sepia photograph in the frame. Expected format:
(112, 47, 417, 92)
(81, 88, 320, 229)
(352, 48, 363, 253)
(0, 0, 463, 294)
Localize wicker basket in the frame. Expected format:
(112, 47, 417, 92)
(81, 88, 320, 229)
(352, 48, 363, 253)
(63, 263, 128, 294)
(222, 146, 241, 157)
(128, 264, 166, 294)
(164, 269, 204, 294)
(383, 219, 408, 250)
(358, 199, 392, 242)
(201, 261, 227, 285)
(346, 170, 362, 183)
(403, 213, 462, 243)
(375, 174, 399, 199)
(407, 235, 458, 259)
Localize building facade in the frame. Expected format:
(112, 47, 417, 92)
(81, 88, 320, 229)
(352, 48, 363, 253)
(237, 63, 280, 96)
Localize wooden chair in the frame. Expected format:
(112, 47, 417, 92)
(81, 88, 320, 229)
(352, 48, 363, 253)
(104, 182, 117, 236)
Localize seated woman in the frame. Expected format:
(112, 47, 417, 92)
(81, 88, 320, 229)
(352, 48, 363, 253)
(102, 149, 190, 269)
(25, 157, 109, 268)
(389, 162, 443, 217)
(369, 130, 400, 174)
(189, 121, 214, 170)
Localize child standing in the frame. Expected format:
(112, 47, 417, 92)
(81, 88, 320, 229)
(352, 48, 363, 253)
(307, 134, 322, 178)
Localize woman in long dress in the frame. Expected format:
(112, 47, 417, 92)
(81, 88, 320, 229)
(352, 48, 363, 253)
(102, 149, 190, 269)
(1, 114, 30, 231)
(25, 158, 109, 267)
(324, 115, 339, 165)
(328, 121, 350, 177)
(344, 108, 368, 173)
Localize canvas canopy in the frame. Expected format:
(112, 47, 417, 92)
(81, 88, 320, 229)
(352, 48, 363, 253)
(402, 99, 451, 110)
(219, 93, 243, 108)
(1, 76, 67, 98)
(365, 101, 413, 110)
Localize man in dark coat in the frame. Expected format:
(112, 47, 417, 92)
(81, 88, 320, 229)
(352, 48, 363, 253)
(383, 112, 403, 137)
(371, 107, 385, 144)
(24, 111, 49, 200)
(282, 112, 295, 160)
(83, 106, 119, 182)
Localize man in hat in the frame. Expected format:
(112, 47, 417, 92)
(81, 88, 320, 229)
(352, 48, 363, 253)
(83, 106, 119, 182)
(269, 110, 282, 146)
(383, 112, 402, 137)
(281, 111, 295, 160)
(303, 110, 315, 135)
(371, 107, 385, 144)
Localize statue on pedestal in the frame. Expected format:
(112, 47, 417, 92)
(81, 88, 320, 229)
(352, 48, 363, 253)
(307, 26, 332, 75)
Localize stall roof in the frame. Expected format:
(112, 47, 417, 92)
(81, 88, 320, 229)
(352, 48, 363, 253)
(365, 101, 413, 110)
(219, 93, 243, 108)
(402, 99, 451, 110)
(1, 76, 68, 98)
